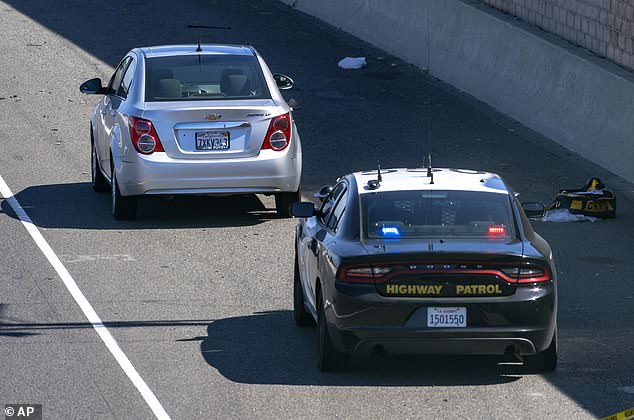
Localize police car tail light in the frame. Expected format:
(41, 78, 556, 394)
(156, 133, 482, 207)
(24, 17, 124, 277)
(129, 116, 164, 154)
(261, 113, 291, 151)
(500, 266, 551, 283)
(488, 225, 506, 236)
(338, 265, 392, 283)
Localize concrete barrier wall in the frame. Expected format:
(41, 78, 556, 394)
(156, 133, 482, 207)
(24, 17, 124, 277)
(482, 0, 634, 71)
(280, 0, 634, 183)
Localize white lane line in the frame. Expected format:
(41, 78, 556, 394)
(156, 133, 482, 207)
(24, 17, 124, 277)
(0, 175, 170, 420)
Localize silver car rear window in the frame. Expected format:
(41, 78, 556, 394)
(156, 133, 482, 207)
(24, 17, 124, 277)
(145, 55, 271, 101)
(361, 190, 516, 239)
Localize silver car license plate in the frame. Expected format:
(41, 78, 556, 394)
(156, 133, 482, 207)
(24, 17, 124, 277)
(195, 131, 230, 150)
(427, 307, 467, 328)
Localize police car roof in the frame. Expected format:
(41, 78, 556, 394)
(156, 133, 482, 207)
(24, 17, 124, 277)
(352, 168, 510, 195)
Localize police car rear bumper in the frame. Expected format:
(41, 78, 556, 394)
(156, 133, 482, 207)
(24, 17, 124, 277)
(325, 283, 556, 356)
(343, 329, 542, 356)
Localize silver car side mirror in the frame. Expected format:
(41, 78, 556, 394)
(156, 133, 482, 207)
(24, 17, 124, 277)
(273, 73, 294, 90)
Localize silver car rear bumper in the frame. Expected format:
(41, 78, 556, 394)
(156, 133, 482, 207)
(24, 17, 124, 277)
(117, 149, 301, 196)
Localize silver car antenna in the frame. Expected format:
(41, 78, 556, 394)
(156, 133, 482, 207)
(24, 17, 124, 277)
(186, 26, 232, 51)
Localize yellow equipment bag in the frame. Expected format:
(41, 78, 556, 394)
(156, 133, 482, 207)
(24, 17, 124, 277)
(548, 178, 616, 218)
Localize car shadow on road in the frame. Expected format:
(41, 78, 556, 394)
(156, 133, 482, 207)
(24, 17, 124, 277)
(197, 310, 529, 387)
(0, 304, 41, 337)
(1, 182, 279, 229)
(0, 314, 216, 338)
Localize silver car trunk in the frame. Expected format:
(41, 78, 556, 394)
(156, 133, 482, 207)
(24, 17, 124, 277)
(142, 99, 283, 159)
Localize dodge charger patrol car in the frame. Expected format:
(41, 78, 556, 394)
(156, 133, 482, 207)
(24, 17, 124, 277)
(290, 167, 557, 372)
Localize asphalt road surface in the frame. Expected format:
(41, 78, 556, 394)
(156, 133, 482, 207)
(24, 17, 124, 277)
(1, 0, 633, 418)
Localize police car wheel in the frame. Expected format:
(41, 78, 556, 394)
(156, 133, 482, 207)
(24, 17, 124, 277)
(294, 252, 315, 327)
(524, 329, 557, 372)
(317, 292, 349, 372)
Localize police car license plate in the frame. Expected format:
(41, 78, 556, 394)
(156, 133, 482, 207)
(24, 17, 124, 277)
(427, 307, 466, 328)
(195, 131, 230, 150)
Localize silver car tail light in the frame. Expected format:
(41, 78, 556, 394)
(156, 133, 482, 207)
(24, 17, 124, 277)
(137, 134, 157, 153)
(129, 116, 164, 154)
(262, 113, 291, 151)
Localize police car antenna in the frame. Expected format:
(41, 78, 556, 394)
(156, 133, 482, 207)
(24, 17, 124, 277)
(367, 164, 382, 190)
(427, 153, 434, 184)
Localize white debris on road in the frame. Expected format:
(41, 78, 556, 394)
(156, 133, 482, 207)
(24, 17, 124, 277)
(338, 57, 366, 69)
(540, 209, 597, 223)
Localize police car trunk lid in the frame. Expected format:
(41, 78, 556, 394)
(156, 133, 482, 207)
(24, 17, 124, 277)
(361, 238, 524, 298)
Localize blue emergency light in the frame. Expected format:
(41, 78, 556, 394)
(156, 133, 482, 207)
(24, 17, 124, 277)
(381, 226, 401, 236)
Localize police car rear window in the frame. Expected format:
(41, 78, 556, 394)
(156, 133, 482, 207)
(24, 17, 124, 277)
(361, 190, 516, 239)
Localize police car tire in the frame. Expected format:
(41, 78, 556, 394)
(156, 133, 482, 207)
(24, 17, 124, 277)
(112, 171, 137, 220)
(275, 190, 300, 218)
(524, 329, 557, 373)
(294, 253, 315, 327)
(91, 134, 108, 193)
(317, 292, 349, 372)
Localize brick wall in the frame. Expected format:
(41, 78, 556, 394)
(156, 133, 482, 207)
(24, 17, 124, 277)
(481, 0, 634, 71)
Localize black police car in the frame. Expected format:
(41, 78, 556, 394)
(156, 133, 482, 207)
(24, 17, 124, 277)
(290, 167, 557, 372)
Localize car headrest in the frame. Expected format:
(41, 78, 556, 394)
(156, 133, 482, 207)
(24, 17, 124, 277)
(220, 69, 249, 96)
(158, 78, 181, 99)
(155, 69, 174, 80)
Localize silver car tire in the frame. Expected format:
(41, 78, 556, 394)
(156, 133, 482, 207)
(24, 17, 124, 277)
(91, 138, 109, 193)
(275, 190, 300, 218)
(111, 170, 137, 220)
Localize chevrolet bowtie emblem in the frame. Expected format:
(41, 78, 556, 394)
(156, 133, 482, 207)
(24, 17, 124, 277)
(204, 114, 222, 120)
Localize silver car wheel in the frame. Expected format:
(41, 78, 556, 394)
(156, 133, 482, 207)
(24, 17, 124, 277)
(91, 141, 108, 192)
(111, 171, 116, 211)
(111, 170, 138, 220)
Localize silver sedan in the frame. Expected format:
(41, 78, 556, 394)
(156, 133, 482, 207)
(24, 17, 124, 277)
(80, 44, 302, 219)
